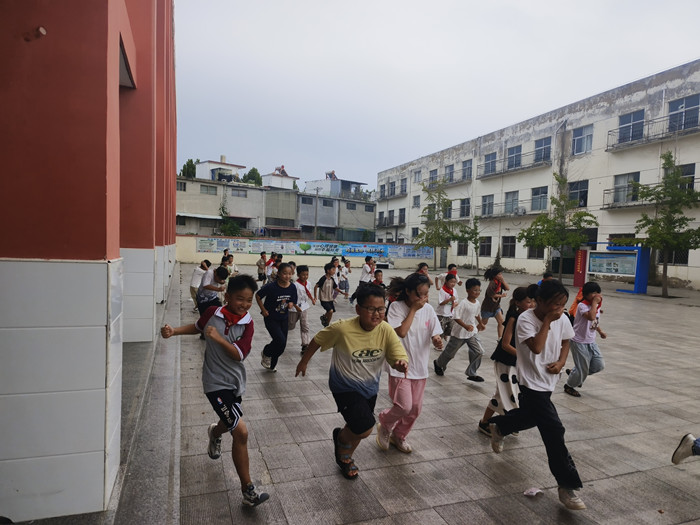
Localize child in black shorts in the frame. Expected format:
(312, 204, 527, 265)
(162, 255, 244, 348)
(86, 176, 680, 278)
(315, 262, 347, 327)
(160, 274, 269, 507)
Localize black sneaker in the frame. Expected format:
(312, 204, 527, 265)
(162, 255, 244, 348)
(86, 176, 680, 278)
(242, 483, 269, 507)
(320, 314, 329, 327)
(433, 360, 444, 376)
(478, 420, 491, 437)
(466, 375, 485, 382)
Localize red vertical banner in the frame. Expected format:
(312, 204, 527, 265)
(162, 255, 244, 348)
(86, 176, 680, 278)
(573, 249, 587, 287)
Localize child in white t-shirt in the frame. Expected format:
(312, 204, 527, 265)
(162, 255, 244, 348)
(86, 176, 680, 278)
(435, 274, 458, 343)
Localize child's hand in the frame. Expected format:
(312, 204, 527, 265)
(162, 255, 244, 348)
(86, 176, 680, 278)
(312, 298, 317, 305)
(392, 359, 409, 376)
(598, 329, 607, 339)
(160, 324, 174, 338)
(477, 323, 486, 331)
(205, 325, 220, 342)
(295, 361, 307, 377)
(546, 361, 563, 374)
(431, 335, 443, 350)
(260, 308, 269, 317)
(545, 305, 565, 323)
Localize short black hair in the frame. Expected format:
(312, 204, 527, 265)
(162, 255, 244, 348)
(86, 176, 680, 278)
(374, 269, 383, 275)
(465, 278, 481, 289)
(542, 271, 553, 279)
(227, 274, 258, 294)
(356, 283, 386, 306)
(260, 251, 266, 256)
(537, 279, 569, 302)
(448, 264, 457, 270)
(297, 265, 309, 274)
(444, 274, 456, 283)
(214, 266, 229, 280)
(203, 259, 211, 268)
(582, 281, 601, 296)
(324, 262, 335, 272)
(365, 256, 373, 262)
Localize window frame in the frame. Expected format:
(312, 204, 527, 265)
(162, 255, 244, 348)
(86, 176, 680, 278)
(502, 236, 516, 258)
(346, 202, 356, 210)
(618, 109, 644, 143)
(572, 124, 593, 155)
(176, 181, 187, 191)
(507, 145, 522, 170)
(504, 191, 519, 214)
(568, 180, 589, 207)
(462, 159, 472, 180)
(412, 195, 421, 208)
(445, 164, 454, 183)
(400, 178, 407, 194)
(459, 198, 470, 218)
(484, 152, 497, 175)
(479, 236, 492, 257)
(531, 186, 548, 211)
(613, 172, 640, 203)
(527, 246, 545, 259)
(534, 137, 551, 163)
(200, 184, 217, 195)
(481, 194, 494, 216)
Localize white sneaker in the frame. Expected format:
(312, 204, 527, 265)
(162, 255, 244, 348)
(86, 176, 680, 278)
(242, 483, 270, 507)
(489, 423, 504, 453)
(390, 435, 412, 453)
(558, 486, 586, 510)
(261, 354, 272, 369)
(672, 433, 696, 465)
(207, 423, 221, 459)
(375, 422, 390, 450)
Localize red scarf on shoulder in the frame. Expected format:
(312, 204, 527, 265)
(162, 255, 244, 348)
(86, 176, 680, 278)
(219, 307, 245, 335)
(442, 285, 455, 311)
(297, 279, 313, 300)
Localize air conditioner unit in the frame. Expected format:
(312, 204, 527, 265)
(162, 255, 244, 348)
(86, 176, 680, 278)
(514, 206, 527, 216)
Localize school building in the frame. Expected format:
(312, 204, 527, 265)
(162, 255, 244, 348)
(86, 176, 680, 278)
(0, 0, 176, 521)
(376, 59, 700, 287)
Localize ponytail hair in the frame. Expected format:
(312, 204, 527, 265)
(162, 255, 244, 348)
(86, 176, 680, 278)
(387, 272, 431, 302)
(484, 265, 504, 281)
(506, 284, 539, 317)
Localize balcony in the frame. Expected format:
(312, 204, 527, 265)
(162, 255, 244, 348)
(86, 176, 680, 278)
(606, 112, 700, 151)
(601, 179, 700, 209)
(377, 189, 408, 201)
(473, 198, 548, 219)
(377, 217, 406, 228)
(476, 150, 552, 179)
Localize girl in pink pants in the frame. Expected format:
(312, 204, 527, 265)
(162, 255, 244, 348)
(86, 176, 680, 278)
(375, 273, 443, 453)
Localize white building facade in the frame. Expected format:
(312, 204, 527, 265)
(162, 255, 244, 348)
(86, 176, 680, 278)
(376, 59, 700, 286)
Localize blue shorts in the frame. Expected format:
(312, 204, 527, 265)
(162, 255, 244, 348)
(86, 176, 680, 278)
(481, 308, 503, 320)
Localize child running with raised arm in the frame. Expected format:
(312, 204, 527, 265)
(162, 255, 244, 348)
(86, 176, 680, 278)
(435, 273, 458, 345)
(256, 262, 299, 371)
(488, 280, 586, 511)
(564, 281, 607, 397)
(288, 265, 315, 355)
(480, 266, 510, 338)
(433, 278, 486, 381)
(295, 285, 408, 480)
(376, 273, 443, 454)
(160, 275, 269, 507)
(477, 285, 537, 436)
(434, 263, 463, 289)
(315, 262, 346, 327)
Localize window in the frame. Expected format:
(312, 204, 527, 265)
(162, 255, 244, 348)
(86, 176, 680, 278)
(528, 246, 545, 259)
(659, 249, 689, 265)
(484, 152, 497, 175)
(445, 164, 454, 182)
(388, 210, 395, 225)
(412, 195, 420, 208)
(481, 194, 494, 216)
(176, 215, 186, 226)
(443, 202, 452, 219)
(618, 110, 644, 143)
(411, 227, 419, 238)
(380, 184, 386, 199)
(668, 94, 699, 133)
(399, 208, 406, 224)
(200, 184, 217, 195)
(389, 181, 396, 197)
(266, 217, 295, 227)
(502, 236, 516, 258)
(534, 137, 551, 163)
(301, 196, 313, 205)
(176, 181, 187, 191)
(400, 178, 407, 194)
(457, 242, 468, 256)
(504, 191, 519, 214)
(507, 145, 522, 170)
(462, 159, 472, 180)
(199, 218, 219, 228)
(378, 211, 384, 225)
(531, 186, 548, 211)
(346, 202, 356, 210)
(413, 170, 421, 183)
(613, 172, 640, 203)
(426, 204, 436, 221)
(479, 236, 492, 256)
(668, 164, 697, 191)
(322, 199, 333, 207)
(572, 124, 593, 155)
(459, 198, 470, 217)
(231, 189, 247, 198)
(568, 180, 589, 207)
(429, 169, 438, 186)
(365, 204, 374, 212)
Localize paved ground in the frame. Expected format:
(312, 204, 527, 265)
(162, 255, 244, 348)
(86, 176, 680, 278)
(23, 264, 700, 524)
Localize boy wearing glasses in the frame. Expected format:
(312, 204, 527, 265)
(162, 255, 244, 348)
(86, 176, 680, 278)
(295, 285, 408, 480)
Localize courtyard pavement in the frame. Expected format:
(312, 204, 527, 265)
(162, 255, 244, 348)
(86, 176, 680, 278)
(23, 263, 700, 525)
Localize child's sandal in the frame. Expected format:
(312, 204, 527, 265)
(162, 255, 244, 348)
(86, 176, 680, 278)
(332, 427, 359, 480)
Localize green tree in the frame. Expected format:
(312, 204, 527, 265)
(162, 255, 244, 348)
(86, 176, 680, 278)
(293, 180, 299, 191)
(412, 179, 457, 270)
(179, 158, 198, 179)
(218, 189, 241, 237)
(632, 151, 700, 297)
(517, 173, 598, 279)
(241, 167, 262, 186)
(453, 216, 481, 272)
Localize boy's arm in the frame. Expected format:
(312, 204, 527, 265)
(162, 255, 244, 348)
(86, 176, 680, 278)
(500, 317, 517, 356)
(161, 323, 198, 338)
(295, 339, 321, 377)
(204, 325, 245, 361)
(596, 326, 607, 339)
(585, 296, 601, 321)
(546, 339, 570, 374)
(453, 318, 473, 331)
(256, 294, 268, 316)
(313, 283, 319, 300)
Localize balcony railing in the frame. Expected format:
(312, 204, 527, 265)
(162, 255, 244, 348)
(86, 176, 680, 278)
(606, 112, 700, 151)
(377, 189, 408, 201)
(601, 179, 700, 209)
(473, 197, 548, 218)
(476, 150, 552, 179)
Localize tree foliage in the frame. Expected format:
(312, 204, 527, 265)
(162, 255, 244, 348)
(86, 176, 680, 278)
(241, 167, 262, 186)
(517, 173, 598, 279)
(453, 216, 481, 271)
(179, 158, 198, 179)
(632, 151, 700, 297)
(412, 179, 457, 269)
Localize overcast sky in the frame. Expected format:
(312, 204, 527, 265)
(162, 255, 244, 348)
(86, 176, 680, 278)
(174, 0, 700, 191)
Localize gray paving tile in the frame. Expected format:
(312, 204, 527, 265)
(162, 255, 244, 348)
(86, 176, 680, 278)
(180, 454, 226, 497)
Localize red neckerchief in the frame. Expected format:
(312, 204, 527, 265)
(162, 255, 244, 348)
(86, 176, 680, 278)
(448, 269, 458, 276)
(442, 285, 455, 311)
(493, 280, 502, 293)
(297, 279, 313, 300)
(266, 259, 275, 267)
(372, 279, 383, 286)
(219, 307, 245, 335)
(581, 297, 602, 314)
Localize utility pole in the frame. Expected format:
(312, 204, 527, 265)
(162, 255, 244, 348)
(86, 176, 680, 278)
(314, 187, 319, 239)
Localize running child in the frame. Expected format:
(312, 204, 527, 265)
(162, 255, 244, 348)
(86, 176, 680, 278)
(256, 252, 267, 282)
(256, 262, 299, 371)
(488, 279, 585, 511)
(160, 275, 269, 507)
(338, 259, 351, 298)
(315, 262, 347, 327)
(376, 273, 443, 454)
(480, 266, 510, 338)
(189, 260, 211, 312)
(478, 285, 537, 436)
(435, 273, 458, 344)
(289, 265, 315, 354)
(433, 278, 486, 381)
(434, 263, 463, 289)
(295, 284, 408, 480)
(349, 256, 375, 305)
(564, 281, 607, 397)
(372, 269, 387, 289)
